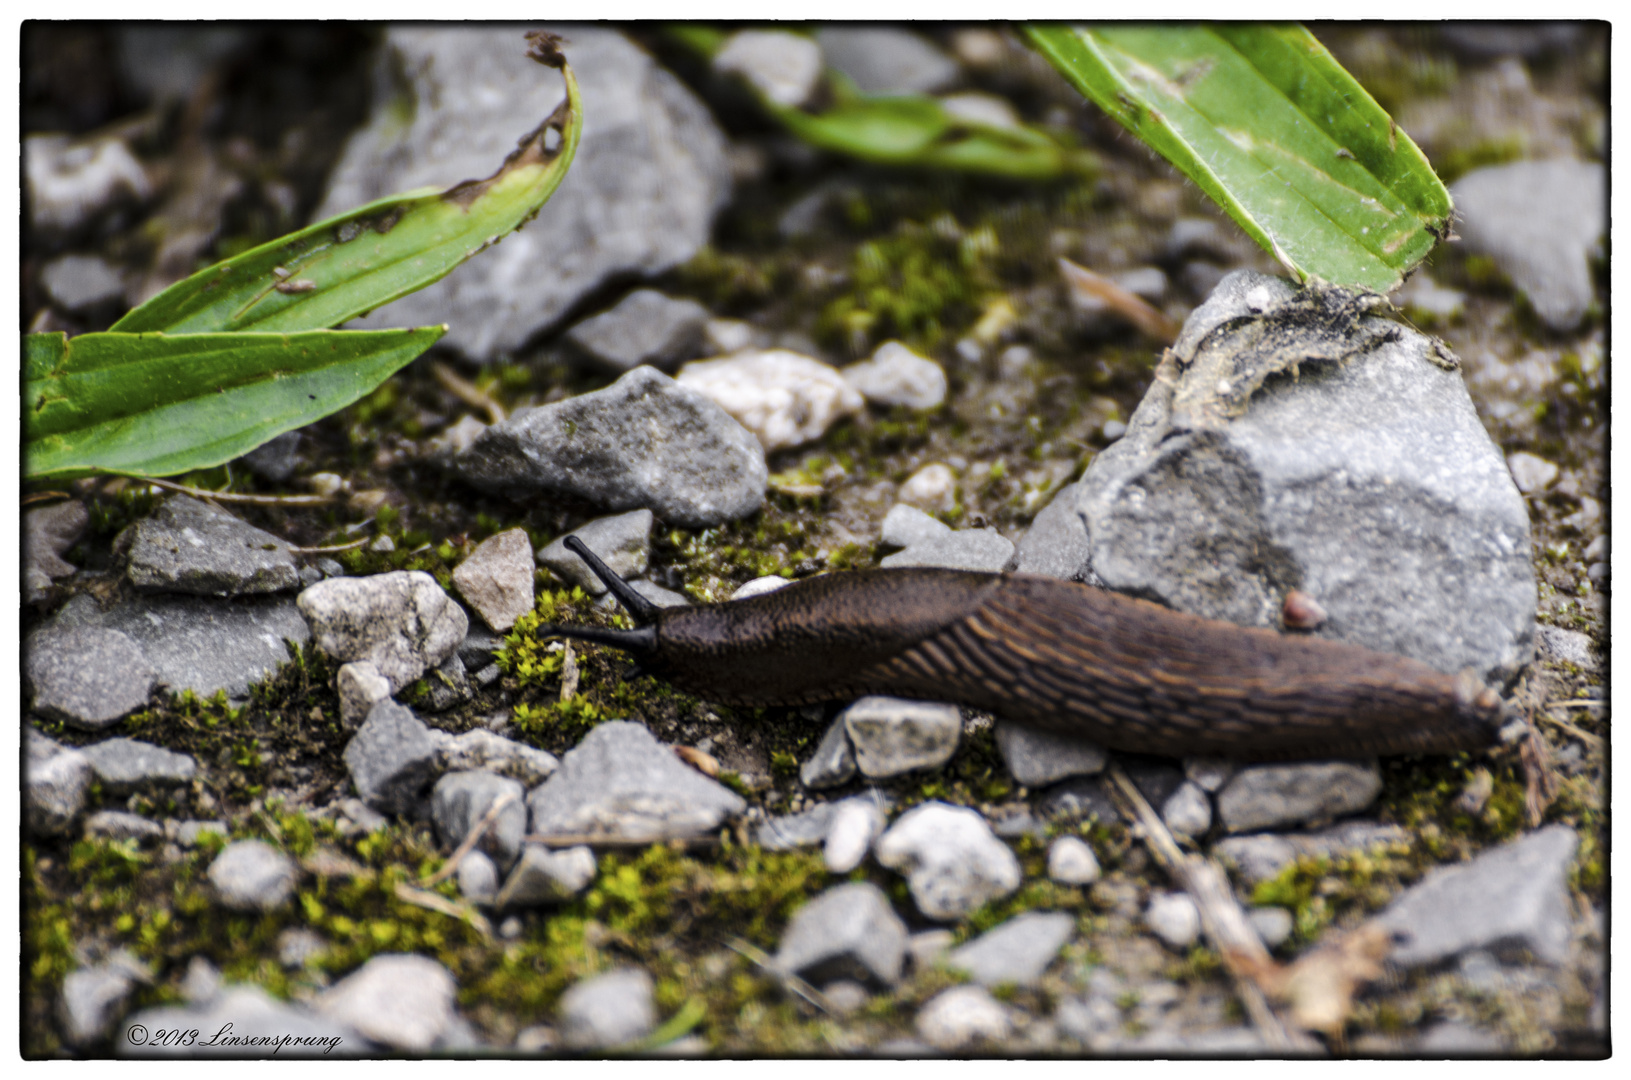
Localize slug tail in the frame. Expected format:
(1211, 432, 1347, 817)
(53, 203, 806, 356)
(563, 535, 659, 624)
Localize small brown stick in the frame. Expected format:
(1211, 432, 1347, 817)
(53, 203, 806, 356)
(22, 490, 71, 506)
(1537, 712, 1604, 748)
(135, 475, 338, 506)
(287, 537, 372, 555)
(724, 936, 831, 1014)
(1105, 763, 1320, 1054)
(1059, 257, 1183, 345)
(1546, 699, 1606, 711)
(393, 881, 492, 939)
(433, 361, 507, 424)
(420, 790, 520, 887)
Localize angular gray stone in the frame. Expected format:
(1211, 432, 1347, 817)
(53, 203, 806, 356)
(566, 289, 711, 372)
(1451, 159, 1604, 332)
(816, 26, 960, 95)
(457, 366, 767, 527)
(880, 526, 1014, 572)
(1161, 780, 1213, 839)
(1537, 625, 1601, 672)
(26, 625, 154, 728)
(755, 791, 890, 852)
(458, 623, 505, 672)
(24, 498, 89, 603)
(558, 967, 657, 1050)
(842, 696, 961, 777)
(800, 716, 856, 789)
(824, 798, 886, 874)
(124, 496, 299, 596)
(526, 720, 746, 842)
(26, 737, 94, 837)
(495, 844, 598, 907)
(880, 503, 950, 548)
(875, 802, 1022, 921)
(343, 700, 445, 815)
(299, 571, 467, 694)
(1066, 271, 1535, 685)
(316, 953, 456, 1052)
(418, 652, 473, 713)
(60, 951, 148, 1046)
(677, 349, 864, 452)
(946, 911, 1075, 987)
(457, 850, 499, 904)
(774, 881, 909, 988)
(628, 580, 689, 608)
(452, 528, 535, 632)
(431, 770, 527, 867)
(80, 737, 197, 794)
(439, 728, 559, 786)
(536, 510, 653, 595)
(1047, 836, 1101, 886)
(336, 660, 392, 726)
(209, 840, 297, 911)
(1214, 821, 1412, 885)
(994, 722, 1106, 786)
(318, 26, 730, 360)
(1216, 761, 1382, 833)
(1378, 824, 1579, 968)
(85, 810, 166, 843)
(915, 985, 1012, 1050)
(121, 984, 363, 1057)
(1145, 891, 1201, 950)
(1009, 480, 1092, 580)
(58, 592, 310, 701)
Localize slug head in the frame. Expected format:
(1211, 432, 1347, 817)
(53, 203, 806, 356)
(530, 535, 660, 657)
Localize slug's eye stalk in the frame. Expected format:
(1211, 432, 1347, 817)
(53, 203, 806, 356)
(528, 535, 662, 658)
(563, 535, 659, 625)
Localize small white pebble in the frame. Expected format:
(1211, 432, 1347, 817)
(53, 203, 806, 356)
(1048, 835, 1101, 885)
(897, 463, 958, 513)
(1145, 891, 1201, 950)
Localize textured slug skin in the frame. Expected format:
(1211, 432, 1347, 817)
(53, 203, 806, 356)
(648, 570, 1503, 761)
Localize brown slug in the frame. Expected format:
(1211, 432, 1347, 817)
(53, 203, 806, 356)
(541, 536, 1509, 761)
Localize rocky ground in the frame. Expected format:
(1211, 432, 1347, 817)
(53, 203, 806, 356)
(21, 23, 1607, 1058)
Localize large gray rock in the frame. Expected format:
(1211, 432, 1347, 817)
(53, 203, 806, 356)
(343, 700, 445, 815)
(773, 881, 909, 988)
(1056, 271, 1535, 685)
(565, 288, 711, 372)
(1215, 761, 1381, 833)
(1451, 159, 1605, 332)
(80, 737, 198, 794)
(298, 571, 467, 694)
(536, 509, 653, 595)
(26, 625, 155, 728)
(557, 968, 657, 1050)
(994, 722, 1106, 787)
(315, 953, 457, 1053)
(49, 592, 310, 702)
(456, 366, 767, 527)
(123, 495, 299, 596)
(317, 26, 730, 360)
(915, 985, 1012, 1051)
(526, 720, 746, 842)
(121, 984, 364, 1057)
(1378, 824, 1579, 968)
(945, 911, 1075, 988)
(431, 770, 527, 867)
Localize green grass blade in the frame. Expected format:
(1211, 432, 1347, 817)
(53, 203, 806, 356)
(1024, 23, 1451, 291)
(111, 36, 582, 335)
(24, 327, 445, 481)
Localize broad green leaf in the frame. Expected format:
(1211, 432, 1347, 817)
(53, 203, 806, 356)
(1025, 24, 1452, 291)
(24, 327, 444, 481)
(111, 34, 582, 334)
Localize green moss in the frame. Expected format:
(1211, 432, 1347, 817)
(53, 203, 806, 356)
(1248, 839, 1418, 946)
(1433, 135, 1529, 185)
